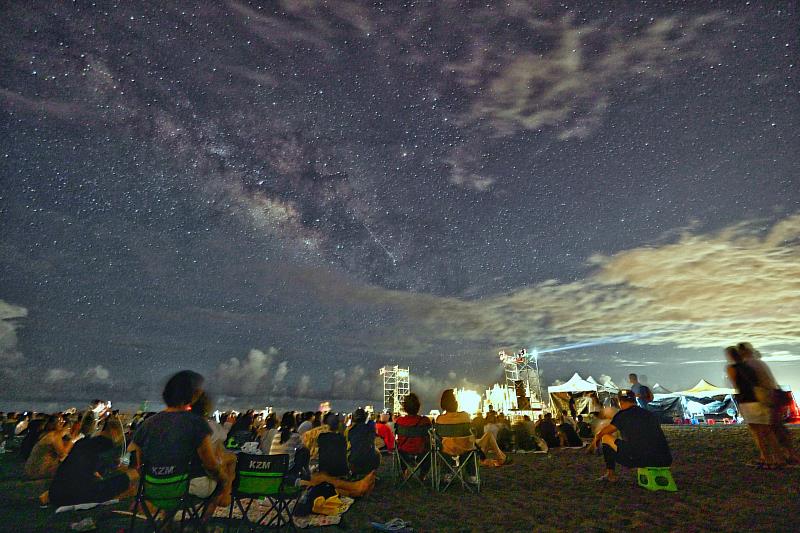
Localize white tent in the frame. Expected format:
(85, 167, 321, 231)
(586, 375, 619, 394)
(548, 373, 597, 394)
(548, 373, 617, 414)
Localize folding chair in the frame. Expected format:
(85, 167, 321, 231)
(227, 453, 302, 531)
(430, 423, 480, 493)
(129, 464, 210, 532)
(392, 425, 432, 488)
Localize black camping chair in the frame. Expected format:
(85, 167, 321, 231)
(392, 424, 433, 488)
(430, 423, 480, 493)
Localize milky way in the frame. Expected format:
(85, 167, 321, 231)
(1, 2, 798, 409)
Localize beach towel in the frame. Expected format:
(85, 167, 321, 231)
(211, 496, 354, 528)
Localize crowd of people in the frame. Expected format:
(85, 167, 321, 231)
(0, 341, 796, 526)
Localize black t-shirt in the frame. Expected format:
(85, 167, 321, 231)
(318, 432, 348, 477)
(53, 435, 117, 485)
(132, 411, 211, 473)
(558, 423, 583, 447)
(611, 406, 671, 465)
(536, 419, 559, 446)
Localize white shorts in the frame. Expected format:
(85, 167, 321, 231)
(188, 476, 217, 498)
(739, 402, 771, 425)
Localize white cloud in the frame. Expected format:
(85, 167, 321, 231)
(214, 347, 277, 397)
(273, 361, 289, 383)
(45, 368, 76, 383)
(85, 365, 111, 382)
(0, 299, 27, 365)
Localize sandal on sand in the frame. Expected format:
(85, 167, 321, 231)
(746, 461, 783, 470)
(596, 473, 617, 482)
(371, 518, 412, 531)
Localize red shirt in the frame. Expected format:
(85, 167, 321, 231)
(395, 415, 431, 455)
(375, 422, 395, 451)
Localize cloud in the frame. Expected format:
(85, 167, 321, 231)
(0, 299, 27, 366)
(45, 368, 76, 384)
(273, 361, 289, 384)
(296, 375, 311, 397)
(214, 348, 278, 397)
(85, 365, 111, 383)
(330, 365, 378, 400)
(302, 214, 800, 364)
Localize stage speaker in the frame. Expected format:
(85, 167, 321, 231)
(514, 380, 531, 410)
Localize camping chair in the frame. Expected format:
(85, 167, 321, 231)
(392, 425, 433, 488)
(227, 453, 302, 531)
(129, 464, 210, 532)
(430, 423, 480, 493)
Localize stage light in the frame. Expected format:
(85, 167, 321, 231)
(456, 389, 482, 415)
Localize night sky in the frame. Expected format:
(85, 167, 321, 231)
(1, 1, 798, 410)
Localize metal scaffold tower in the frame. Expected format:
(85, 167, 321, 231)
(380, 365, 410, 413)
(498, 349, 544, 409)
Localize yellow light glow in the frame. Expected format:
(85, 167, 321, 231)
(456, 388, 482, 415)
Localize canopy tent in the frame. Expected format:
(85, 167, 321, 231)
(651, 383, 672, 394)
(548, 373, 617, 415)
(673, 379, 736, 399)
(586, 375, 619, 394)
(648, 378, 738, 423)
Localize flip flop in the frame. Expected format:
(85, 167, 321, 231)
(371, 518, 412, 531)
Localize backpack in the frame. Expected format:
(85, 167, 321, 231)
(641, 386, 654, 403)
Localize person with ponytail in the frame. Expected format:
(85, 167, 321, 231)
(269, 411, 310, 484)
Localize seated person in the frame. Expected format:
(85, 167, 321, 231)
(24, 415, 72, 480)
(297, 412, 314, 435)
(470, 412, 485, 439)
(576, 415, 593, 439)
(375, 412, 395, 453)
(482, 412, 499, 441)
(395, 393, 432, 478)
(436, 389, 510, 468)
(270, 412, 311, 484)
(535, 413, 560, 449)
(302, 412, 334, 462)
(129, 370, 234, 517)
(588, 390, 672, 482)
(317, 414, 348, 477)
(558, 415, 584, 448)
(225, 412, 255, 450)
(345, 408, 381, 476)
(258, 413, 278, 455)
(45, 416, 138, 507)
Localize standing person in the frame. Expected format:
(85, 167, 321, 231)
(737, 342, 799, 465)
(588, 390, 672, 482)
(628, 374, 653, 409)
(725, 346, 785, 468)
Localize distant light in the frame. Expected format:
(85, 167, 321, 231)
(456, 389, 482, 415)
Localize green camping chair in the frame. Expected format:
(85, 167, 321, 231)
(129, 464, 210, 532)
(392, 424, 433, 488)
(226, 453, 302, 531)
(430, 423, 480, 493)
